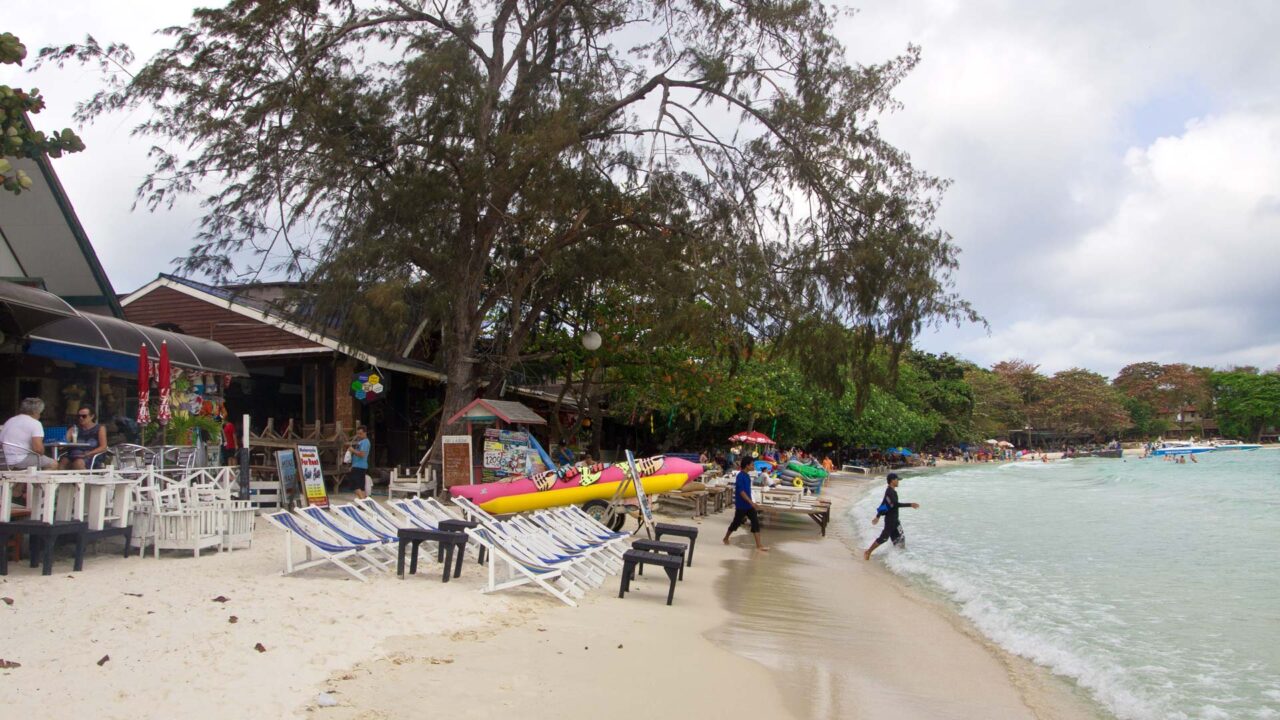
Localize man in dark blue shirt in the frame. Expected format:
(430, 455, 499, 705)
(723, 456, 769, 551)
(864, 473, 919, 560)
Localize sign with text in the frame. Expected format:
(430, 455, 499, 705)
(296, 444, 328, 507)
(625, 449, 655, 538)
(442, 435, 473, 487)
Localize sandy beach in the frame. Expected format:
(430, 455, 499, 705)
(3, 477, 1107, 719)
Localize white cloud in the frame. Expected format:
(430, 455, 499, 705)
(839, 0, 1280, 375)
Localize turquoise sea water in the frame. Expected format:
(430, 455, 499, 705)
(850, 449, 1280, 720)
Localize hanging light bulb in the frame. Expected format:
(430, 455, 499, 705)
(581, 331, 602, 351)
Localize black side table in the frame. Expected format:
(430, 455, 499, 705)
(437, 518, 486, 565)
(0, 520, 89, 576)
(397, 527, 467, 582)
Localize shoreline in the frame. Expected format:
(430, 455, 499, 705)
(707, 473, 1107, 720)
(3, 479, 1111, 719)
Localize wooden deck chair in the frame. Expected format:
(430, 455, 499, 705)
(466, 526, 585, 607)
(263, 511, 384, 582)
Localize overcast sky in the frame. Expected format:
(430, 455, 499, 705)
(6, 1, 1280, 376)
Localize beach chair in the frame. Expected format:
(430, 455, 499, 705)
(334, 503, 402, 544)
(263, 510, 385, 582)
(465, 525, 587, 607)
(390, 498, 443, 531)
(353, 498, 409, 535)
(451, 497, 608, 587)
(296, 505, 397, 564)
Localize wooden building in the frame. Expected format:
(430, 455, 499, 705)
(122, 275, 446, 467)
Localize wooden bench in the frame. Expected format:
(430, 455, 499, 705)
(758, 500, 832, 536)
(619, 550, 683, 605)
(653, 523, 698, 566)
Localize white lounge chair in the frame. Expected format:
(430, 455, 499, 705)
(466, 525, 587, 607)
(264, 510, 385, 582)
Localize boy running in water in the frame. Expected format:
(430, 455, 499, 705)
(864, 473, 920, 560)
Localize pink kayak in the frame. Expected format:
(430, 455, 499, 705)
(449, 455, 705, 502)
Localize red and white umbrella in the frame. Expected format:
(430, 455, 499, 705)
(157, 340, 172, 425)
(136, 343, 150, 425)
(728, 430, 776, 446)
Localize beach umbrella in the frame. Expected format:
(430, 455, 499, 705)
(136, 344, 150, 425)
(997, 440, 1014, 448)
(157, 340, 172, 426)
(985, 438, 999, 446)
(728, 430, 776, 446)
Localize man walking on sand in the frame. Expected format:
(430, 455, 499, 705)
(724, 456, 769, 552)
(864, 473, 919, 560)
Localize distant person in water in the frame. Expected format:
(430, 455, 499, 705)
(724, 456, 768, 552)
(864, 473, 919, 560)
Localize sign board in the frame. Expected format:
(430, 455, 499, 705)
(624, 450, 655, 538)
(442, 435, 473, 487)
(274, 449, 300, 504)
(480, 428, 547, 481)
(296, 444, 328, 507)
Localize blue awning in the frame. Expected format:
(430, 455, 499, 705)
(26, 338, 141, 373)
(25, 314, 248, 376)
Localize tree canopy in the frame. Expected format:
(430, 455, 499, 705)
(42, 0, 976, 440)
(0, 31, 85, 194)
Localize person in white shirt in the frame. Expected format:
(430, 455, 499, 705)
(1, 397, 56, 469)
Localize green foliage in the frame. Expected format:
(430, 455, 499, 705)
(140, 414, 222, 446)
(0, 32, 85, 194)
(1211, 371, 1280, 441)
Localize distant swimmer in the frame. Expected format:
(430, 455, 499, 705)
(864, 473, 919, 560)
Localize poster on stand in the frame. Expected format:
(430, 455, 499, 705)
(480, 428, 548, 482)
(274, 449, 300, 503)
(296, 444, 328, 507)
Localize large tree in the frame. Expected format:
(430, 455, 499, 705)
(1211, 370, 1280, 442)
(1034, 368, 1129, 437)
(43, 1, 972, 439)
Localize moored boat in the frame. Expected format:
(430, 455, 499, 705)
(1152, 441, 1214, 456)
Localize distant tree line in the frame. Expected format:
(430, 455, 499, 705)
(584, 348, 1280, 451)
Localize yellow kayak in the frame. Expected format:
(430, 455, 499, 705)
(478, 473, 688, 514)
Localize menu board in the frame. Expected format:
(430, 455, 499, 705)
(442, 435, 473, 487)
(296, 444, 328, 507)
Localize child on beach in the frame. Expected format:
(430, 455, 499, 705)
(724, 456, 769, 552)
(864, 473, 919, 560)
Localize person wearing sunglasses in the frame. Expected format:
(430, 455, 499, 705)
(60, 405, 109, 470)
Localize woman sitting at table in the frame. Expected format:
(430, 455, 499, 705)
(60, 405, 109, 470)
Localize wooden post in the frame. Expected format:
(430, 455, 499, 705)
(333, 357, 357, 431)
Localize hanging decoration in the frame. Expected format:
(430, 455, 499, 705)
(350, 369, 387, 403)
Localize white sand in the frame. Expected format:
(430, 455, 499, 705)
(2, 485, 1108, 719)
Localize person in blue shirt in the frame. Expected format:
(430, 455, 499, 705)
(723, 456, 768, 551)
(342, 425, 372, 499)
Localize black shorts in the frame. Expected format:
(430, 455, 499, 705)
(728, 506, 761, 534)
(876, 522, 905, 547)
(342, 468, 368, 492)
